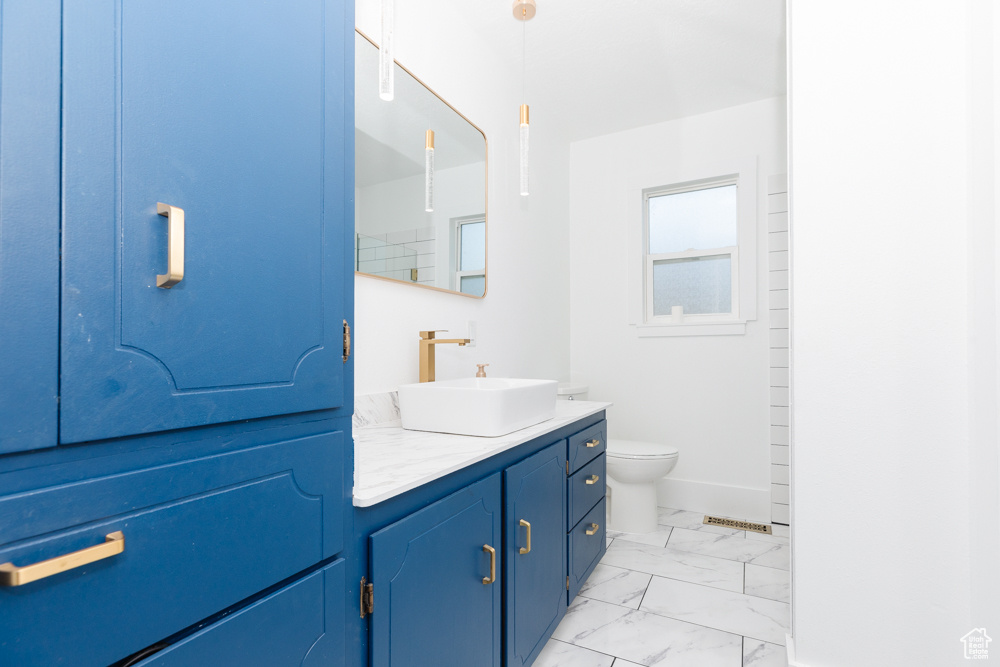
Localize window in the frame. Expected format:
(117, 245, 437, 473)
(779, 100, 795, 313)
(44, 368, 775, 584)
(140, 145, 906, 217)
(645, 180, 739, 322)
(628, 160, 757, 337)
(455, 217, 485, 296)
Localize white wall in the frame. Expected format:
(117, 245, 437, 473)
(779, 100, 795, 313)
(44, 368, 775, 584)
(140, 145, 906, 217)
(789, 2, 999, 665)
(568, 97, 787, 522)
(354, 1, 571, 394)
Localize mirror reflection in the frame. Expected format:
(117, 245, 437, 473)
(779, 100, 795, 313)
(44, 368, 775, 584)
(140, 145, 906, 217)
(355, 31, 488, 297)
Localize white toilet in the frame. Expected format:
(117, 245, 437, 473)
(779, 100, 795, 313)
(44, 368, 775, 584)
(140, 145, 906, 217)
(605, 439, 679, 534)
(557, 383, 680, 534)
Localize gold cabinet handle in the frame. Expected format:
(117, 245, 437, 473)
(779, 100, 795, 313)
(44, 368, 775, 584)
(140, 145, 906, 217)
(586, 439, 600, 448)
(482, 544, 496, 585)
(585, 523, 600, 536)
(585, 474, 600, 485)
(0, 531, 125, 587)
(518, 519, 532, 555)
(156, 202, 185, 288)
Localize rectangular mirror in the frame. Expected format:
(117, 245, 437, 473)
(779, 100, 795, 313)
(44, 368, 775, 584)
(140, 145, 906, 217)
(355, 30, 488, 298)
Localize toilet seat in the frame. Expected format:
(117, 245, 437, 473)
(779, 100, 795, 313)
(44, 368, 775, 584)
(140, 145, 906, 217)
(607, 439, 679, 460)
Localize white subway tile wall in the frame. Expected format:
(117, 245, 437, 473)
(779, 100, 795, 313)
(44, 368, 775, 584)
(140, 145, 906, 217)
(767, 174, 790, 525)
(356, 227, 436, 286)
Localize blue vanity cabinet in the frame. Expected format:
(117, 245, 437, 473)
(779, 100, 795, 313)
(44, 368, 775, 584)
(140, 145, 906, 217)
(59, 0, 355, 444)
(504, 442, 568, 667)
(0, 0, 61, 454)
(369, 474, 503, 667)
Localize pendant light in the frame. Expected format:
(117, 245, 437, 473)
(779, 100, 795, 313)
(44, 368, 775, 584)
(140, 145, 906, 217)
(513, 0, 535, 197)
(379, 0, 394, 101)
(425, 130, 435, 212)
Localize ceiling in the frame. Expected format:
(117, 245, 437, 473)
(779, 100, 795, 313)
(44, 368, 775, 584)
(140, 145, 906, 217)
(442, 0, 787, 142)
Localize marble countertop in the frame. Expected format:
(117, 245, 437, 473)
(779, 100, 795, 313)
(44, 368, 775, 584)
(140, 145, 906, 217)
(353, 399, 611, 508)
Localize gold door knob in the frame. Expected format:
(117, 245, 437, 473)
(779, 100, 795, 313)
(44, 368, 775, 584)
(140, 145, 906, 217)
(586, 439, 600, 448)
(585, 523, 600, 536)
(482, 544, 496, 585)
(0, 531, 125, 587)
(585, 475, 600, 485)
(518, 519, 532, 555)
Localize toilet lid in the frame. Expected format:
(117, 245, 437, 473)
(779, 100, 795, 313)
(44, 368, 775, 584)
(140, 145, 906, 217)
(607, 439, 678, 459)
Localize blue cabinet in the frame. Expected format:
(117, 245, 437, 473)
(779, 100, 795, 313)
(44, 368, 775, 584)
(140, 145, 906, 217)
(504, 442, 567, 667)
(0, 0, 61, 454)
(360, 416, 608, 667)
(566, 422, 607, 602)
(59, 0, 355, 444)
(0, 0, 356, 664)
(370, 474, 503, 667)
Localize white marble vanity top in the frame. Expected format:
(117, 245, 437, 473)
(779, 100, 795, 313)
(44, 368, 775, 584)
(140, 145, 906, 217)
(353, 398, 611, 507)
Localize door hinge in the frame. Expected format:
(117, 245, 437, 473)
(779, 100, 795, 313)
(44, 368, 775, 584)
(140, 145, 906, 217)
(360, 577, 374, 618)
(343, 320, 352, 362)
(566, 575, 570, 590)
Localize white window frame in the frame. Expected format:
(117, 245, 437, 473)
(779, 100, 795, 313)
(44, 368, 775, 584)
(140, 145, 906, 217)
(453, 215, 486, 294)
(643, 178, 740, 325)
(627, 157, 758, 337)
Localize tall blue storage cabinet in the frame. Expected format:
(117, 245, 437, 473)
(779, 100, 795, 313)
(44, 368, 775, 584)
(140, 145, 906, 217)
(0, 1, 355, 665)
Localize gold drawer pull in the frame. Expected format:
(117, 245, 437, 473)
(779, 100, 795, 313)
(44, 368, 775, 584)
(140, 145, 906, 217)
(585, 475, 600, 485)
(585, 523, 600, 536)
(482, 544, 496, 585)
(519, 519, 532, 555)
(156, 202, 185, 288)
(0, 531, 125, 587)
(586, 439, 600, 448)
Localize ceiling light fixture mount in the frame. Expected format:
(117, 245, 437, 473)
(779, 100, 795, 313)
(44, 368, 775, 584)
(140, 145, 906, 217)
(512, 0, 536, 21)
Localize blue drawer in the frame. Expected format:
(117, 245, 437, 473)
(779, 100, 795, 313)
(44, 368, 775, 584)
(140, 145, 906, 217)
(567, 421, 606, 475)
(0, 432, 346, 667)
(134, 559, 346, 666)
(567, 453, 606, 529)
(567, 498, 606, 600)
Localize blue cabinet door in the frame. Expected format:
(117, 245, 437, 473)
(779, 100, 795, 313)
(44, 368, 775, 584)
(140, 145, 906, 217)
(370, 473, 502, 667)
(504, 442, 567, 667)
(60, 0, 354, 443)
(0, 0, 61, 454)
(134, 559, 347, 667)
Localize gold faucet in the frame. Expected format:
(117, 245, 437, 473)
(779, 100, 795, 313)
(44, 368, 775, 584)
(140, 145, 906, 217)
(419, 330, 471, 383)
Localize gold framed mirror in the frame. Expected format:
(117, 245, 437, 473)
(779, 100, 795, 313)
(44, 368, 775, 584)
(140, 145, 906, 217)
(355, 30, 488, 298)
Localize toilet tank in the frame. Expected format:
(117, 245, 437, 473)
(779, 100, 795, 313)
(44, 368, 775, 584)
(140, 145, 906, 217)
(557, 383, 589, 401)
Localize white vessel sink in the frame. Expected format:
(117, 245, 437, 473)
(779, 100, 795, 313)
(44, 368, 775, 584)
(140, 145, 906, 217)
(398, 378, 558, 437)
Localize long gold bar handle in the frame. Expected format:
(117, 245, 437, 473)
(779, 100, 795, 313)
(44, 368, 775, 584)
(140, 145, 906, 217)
(0, 531, 125, 587)
(518, 519, 532, 555)
(482, 544, 496, 585)
(585, 523, 600, 536)
(586, 439, 600, 448)
(585, 475, 600, 485)
(156, 203, 185, 288)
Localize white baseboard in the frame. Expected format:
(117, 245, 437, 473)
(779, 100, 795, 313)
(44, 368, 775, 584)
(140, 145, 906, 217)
(786, 636, 809, 666)
(655, 478, 771, 523)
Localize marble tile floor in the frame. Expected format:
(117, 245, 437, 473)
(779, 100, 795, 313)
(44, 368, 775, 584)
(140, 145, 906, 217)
(536, 508, 790, 667)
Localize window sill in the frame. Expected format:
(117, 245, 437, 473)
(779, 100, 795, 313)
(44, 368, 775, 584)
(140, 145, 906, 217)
(635, 321, 747, 337)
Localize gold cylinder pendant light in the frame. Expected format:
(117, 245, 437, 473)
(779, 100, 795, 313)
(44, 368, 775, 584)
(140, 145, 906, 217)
(513, 0, 535, 197)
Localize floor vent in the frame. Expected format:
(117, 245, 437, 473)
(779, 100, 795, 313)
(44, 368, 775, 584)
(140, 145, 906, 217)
(703, 516, 772, 534)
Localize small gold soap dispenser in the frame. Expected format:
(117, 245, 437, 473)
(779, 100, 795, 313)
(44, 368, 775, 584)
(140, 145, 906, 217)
(476, 364, 489, 378)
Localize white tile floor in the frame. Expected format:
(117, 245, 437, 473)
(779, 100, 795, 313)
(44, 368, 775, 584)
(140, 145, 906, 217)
(536, 508, 790, 667)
